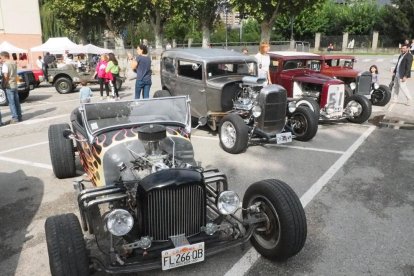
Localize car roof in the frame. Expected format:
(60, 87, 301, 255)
(268, 51, 322, 60)
(162, 48, 257, 63)
(321, 55, 356, 60)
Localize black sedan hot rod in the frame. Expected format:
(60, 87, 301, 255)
(45, 96, 307, 275)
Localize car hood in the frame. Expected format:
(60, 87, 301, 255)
(292, 71, 343, 85)
(321, 68, 358, 78)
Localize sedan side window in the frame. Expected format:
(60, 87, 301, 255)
(163, 57, 175, 74)
(178, 60, 202, 80)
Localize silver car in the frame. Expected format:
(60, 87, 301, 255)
(156, 48, 318, 154)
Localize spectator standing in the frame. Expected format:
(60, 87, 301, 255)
(242, 47, 249, 55)
(43, 52, 56, 77)
(369, 65, 379, 84)
(131, 44, 152, 99)
(327, 43, 334, 52)
(106, 53, 120, 100)
(166, 42, 172, 50)
(410, 39, 414, 55)
(1, 51, 22, 123)
(392, 44, 413, 105)
(255, 41, 272, 84)
(79, 81, 93, 103)
(93, 54, 110, 100)
(36, 55, 43, 70)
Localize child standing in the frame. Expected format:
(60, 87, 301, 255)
(79, 81, 93, 103)
(105, 53, 120, 100)
(369, 65, 379, 84)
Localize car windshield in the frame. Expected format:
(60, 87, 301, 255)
(207, 61, 257, 79)
(83, 96, 190, 134)
(283, 59, 321, 71)
(325, 59, 354, 68)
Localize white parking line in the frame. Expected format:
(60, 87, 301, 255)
(192, 135, 345, 154)
(224, 125, 376, 276)
(20, 114, 69, 125)
(0, 141, 49, 154)
(0, 156, 52, 170)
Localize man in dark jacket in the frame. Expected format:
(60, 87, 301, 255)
(392, 44, 413, 105)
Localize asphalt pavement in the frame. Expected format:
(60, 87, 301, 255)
(0, 54, 413, 276)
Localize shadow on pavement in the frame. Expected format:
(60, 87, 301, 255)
(0, 170, 44, 275)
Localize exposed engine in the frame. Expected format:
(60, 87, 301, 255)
(117, 124, 194, 192)
(232, 76, 265, 111)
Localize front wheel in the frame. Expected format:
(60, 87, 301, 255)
(55, 77, 73, 94)
(48, 124, 76, 179)
(243, 179, 307, 260)
(288, 106, 318, 141)
(371, 84, 391, 106)
(345, 94, 372, 124)
(45, 213, 90, 276)
(219, 114, 248, 154)
(0, 88, 7, 106)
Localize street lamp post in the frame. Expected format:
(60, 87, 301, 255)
(225, 7, 228, 49)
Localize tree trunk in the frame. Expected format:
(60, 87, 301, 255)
(114, 34, 125, 50)
(201, 23, 210, 48)
(260, 21, 272, 42)
(150, 10, 164, 49)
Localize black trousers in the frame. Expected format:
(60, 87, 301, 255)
(98, 77, 109, 96)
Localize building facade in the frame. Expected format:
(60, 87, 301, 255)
(0, 0, 42, 53)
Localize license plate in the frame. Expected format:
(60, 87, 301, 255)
(276, 132, 292, 144)
(29, 84, 34, 90)
(161, 242, 204, 270)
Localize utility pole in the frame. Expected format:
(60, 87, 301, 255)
(225, 6, 228, 49)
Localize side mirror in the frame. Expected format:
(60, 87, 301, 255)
(192, 63, 200, 71)
(194, 117, 208, 129)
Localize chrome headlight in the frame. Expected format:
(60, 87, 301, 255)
(373, 83, 379, 90)
(106, 209, 134, 236)
(217, 191, 240, 215)
(288, 102, 297, 113)
(252, 105, 262, 118)
(349, 82, 356, 90)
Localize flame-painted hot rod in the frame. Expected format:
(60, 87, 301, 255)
(45, 96, 307, 275)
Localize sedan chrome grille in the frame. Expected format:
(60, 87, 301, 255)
(144, 184, 205, 241)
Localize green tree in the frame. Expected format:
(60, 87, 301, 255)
(231, 0, 323, 42)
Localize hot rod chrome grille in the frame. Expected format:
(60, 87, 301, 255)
(357, 72, 372, 95)
(145, 184, 205, 241)
(258, 86, 287, 134)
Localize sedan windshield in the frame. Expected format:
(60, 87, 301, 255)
(83, 96, 190, 133)
(207, 61, 257, 79)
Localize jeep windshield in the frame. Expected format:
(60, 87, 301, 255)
(83, 96, 190, 134)
(207, 61, 257, 79)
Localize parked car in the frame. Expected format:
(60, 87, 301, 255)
(157, 48, 318, 154)
(320, 55, 391, 106)
(46, 63, 123, 94)
(45, 96, 307, 275)
(31, 68, 45, 87)
(0, 69, 36, 106)
(268, 51, 372, 124)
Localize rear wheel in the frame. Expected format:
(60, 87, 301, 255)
(153, 90, 171, 98)
(243, 179, 307, 260)
(288, 106, 318, 141)
(345, 94, 372, 124)
(48, 124, 76, 179)
(45, 213, 90, 276)
(19, 90, 30, 102)
(55, 77, 73, 94)
(371, 84, 391, 106)
(219, 114, 248, 154)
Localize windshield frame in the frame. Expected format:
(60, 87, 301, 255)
(81, 96, 191, 137)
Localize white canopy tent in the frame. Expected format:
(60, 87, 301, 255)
(0, 41, 28, 53)
(71, 43, 113, 55)
(30, 37, 82, 54)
